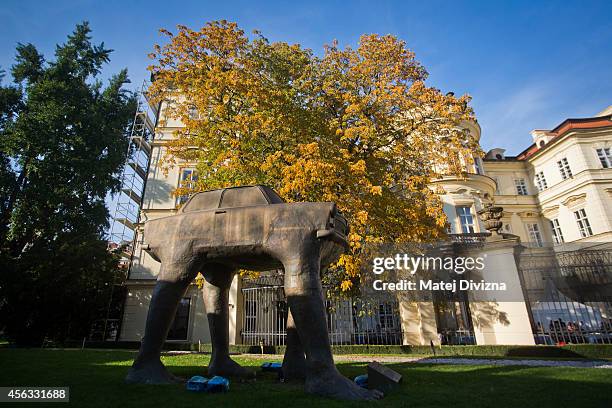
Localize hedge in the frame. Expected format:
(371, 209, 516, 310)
(51, 341, 612, 360)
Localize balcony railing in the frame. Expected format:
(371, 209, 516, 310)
(448, 233, 490, 244)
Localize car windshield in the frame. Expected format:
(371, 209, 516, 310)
(262, 186, 284, 204)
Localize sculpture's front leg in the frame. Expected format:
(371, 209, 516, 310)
(281, 239, 383, 400)
(126, 260, 200, 384)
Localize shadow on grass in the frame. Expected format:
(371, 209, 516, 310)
(1, 349, 611, 408)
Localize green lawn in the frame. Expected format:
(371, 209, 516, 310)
(1, 349, 611, 407)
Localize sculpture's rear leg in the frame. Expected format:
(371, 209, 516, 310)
(282, 240, 383, 400)
(282, 309, 307, 380)
(126, 260, 200, 384)
(203, 264, 256, 379)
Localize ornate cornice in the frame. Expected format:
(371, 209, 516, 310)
(541, 205, 560, 217)
(517, 210, 540, 218)
(561, 193, 587, 209)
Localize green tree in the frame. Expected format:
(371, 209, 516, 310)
(0, 23, 136, 345)
(148, 21, 479, 292)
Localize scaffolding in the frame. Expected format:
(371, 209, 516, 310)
(95, 80, 158, 341)
(109, 80, 157, 248)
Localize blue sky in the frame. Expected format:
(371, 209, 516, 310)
(1, 0, 610, 154)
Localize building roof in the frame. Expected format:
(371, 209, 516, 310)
(516, 115, 612, 160)
(485, 106, 612, 162)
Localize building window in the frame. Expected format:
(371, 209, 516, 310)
(167, 297, 191, 340)
(491, 177, 500, 194)
(535, 171, 548, 191)
(574, 209, 593, 238)
(550, 219, 564, 244)
(188, 105, 202, 120)
(514, 178, 528, 195)
(378, 302, 398, 330)
(597, 148, 611, 168)
(474, 158, 484, 175)
(526, 223, 543, 247)
(456, 206, 475, 233)
(557, 157, 572, 180)
(177, 168, 199, 205)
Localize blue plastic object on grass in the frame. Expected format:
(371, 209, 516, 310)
(186, 376, 209, 392)
(206, 376, 230, 393)
(261, 362, 283, 372)
(354, 374, 368, 388)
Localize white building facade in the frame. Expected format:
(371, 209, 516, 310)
(483, 105, 612, 247)
(117, 104, 612, 346)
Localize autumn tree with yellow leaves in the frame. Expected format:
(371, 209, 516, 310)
(147, 20, 480, 293)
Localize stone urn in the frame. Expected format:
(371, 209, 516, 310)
(477, 203, 504, 234)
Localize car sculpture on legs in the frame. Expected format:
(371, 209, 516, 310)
(126, 185, 382, 400)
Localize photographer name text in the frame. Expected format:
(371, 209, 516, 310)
(372, 279, 506, 293)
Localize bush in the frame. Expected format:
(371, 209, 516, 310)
(55, 342, 612, 360)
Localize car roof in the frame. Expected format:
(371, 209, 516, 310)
(192, 185, 265, 194)
(180, 185, 284, 212)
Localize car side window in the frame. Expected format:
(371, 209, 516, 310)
(182, 190, 223, 212)
(220, 187, 268, 208)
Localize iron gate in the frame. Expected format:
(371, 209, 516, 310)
(240, 274, 403, 346)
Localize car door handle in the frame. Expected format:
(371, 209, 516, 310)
(215, 210, 226, 214)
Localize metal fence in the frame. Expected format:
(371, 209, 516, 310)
(240, 275, 403, 346)
(239, 242, 611, 347)
(241, 285, 288, 346)
(517, 244, 612, 344)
